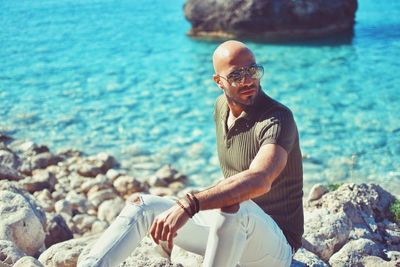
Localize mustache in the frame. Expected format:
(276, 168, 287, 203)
(238, 85, 256, 93)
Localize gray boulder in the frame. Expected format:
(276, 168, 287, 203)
(303, 208, 352, 261)
(328, 238, 384, 267)
(0, 190, 46, 256)
(184, 0, 358, 40)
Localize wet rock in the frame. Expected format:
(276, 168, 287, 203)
(307, 184, 328, 202)
(113, 175, 144, 196)
(292, 248, 328, 267)
(303, 208, 352, 261)
(57, 148, 83, 160)
(39, 234, 100, 267)
(0, 190, 46, 256)
(0, 240, 26, 266)
(30, 152, 62, 170)
(97, 197, 125, 223)
(45, 214, 74, 248)
(0, 132, 13, 143)
(19, 169, 56, 193)
(10, 140, 49, 156)
(13, 256, 44, 267)
(184, 0, 357, 40)
(328, 238, 383, 266)
(0, 164, 23, 181)
(0, 148, 21, 169)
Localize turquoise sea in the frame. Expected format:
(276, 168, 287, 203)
(1, 0, 399, 195)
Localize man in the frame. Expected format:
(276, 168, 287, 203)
(79, 40, 303, 267)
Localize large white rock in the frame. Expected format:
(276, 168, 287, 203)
(0, 190, 46, 256)
(303, 208, 352, 261)
(0, 240, 26, 266)
(328, 238, 384, 267)
(39, 234, 100, 267)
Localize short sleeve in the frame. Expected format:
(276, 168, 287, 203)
(257, 108, 298, 153)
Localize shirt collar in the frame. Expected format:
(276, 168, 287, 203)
(220, 89, 268, 123)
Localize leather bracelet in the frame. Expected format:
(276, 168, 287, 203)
(186, 194, 196, 215)
(176, 200, 192, 218)
(192, 193, 200, 213)
(186, 193, 199, 214)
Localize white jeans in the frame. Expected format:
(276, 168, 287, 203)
(78, 194, 293, 267)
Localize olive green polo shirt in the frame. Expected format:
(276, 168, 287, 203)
(214, 90, 304, 251)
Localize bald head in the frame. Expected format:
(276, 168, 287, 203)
(212, 40, 255, 74)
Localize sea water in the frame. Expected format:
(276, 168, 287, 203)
(1, 0, 399, 195)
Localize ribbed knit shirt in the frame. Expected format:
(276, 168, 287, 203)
(214, 90, 304, 250)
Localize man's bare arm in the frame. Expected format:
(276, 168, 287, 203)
(196, 144, 288, 210)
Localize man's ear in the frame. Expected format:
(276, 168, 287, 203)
(213, 74, 224, 90)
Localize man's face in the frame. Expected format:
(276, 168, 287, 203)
(215, 51, 261, 108)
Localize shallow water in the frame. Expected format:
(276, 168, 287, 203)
(1, 0, 399, 195)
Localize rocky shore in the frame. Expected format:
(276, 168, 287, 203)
(0, 133, 399, 267)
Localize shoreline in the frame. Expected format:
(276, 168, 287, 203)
(0, 133, 399, 266)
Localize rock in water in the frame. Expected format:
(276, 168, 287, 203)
(184, 0, 357, 40)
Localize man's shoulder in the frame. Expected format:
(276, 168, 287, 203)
(214, 94, 226, 118)
(256, 94, 294, 122)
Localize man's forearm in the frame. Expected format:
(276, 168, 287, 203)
(195, 170, 271, 211)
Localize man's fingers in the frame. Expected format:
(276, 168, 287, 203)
(149, 221, 157, 242)
(161, 224, 169, 241)
(154, 220, 164, 244)
(167, 231, 174, 250)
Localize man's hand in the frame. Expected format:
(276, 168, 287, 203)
(149, 204, 190, 249)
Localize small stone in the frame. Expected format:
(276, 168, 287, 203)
(19, 170, 56, 193)
(30, 152, 62, 170)
(72, 214, 98, 235)
(106, 168, 122, 181)
(91, 220, 109, 234)
(292, 248, 329, 267)
(113, 175, 144, 196)
(88, 188, 118, 208)
(307, 184, 328, 202)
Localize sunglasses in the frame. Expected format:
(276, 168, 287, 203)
(217, 64, 264, 88)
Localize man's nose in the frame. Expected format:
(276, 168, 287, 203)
(242, 73, 254, 86)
